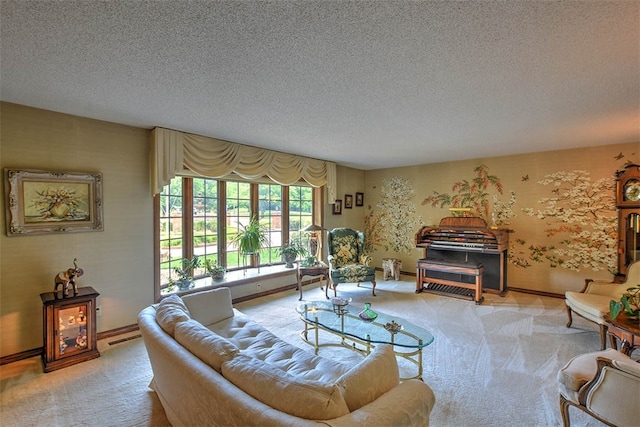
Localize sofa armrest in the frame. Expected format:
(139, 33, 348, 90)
(327, 379, 435, 427)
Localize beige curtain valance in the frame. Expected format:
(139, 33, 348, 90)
(150, 127, 336, 202)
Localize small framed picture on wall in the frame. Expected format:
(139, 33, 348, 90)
(333, 200, 342, 215)
(355, 192, 364, 207)
(344, 194, 353, 209)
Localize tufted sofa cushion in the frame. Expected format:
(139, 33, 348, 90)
(210, 312, 351, 383)
(155, 294, 191, 336)
(174, 319, 239, 372)
(221, 353, 350, 420)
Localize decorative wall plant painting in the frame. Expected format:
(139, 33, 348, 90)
(421, 164, 515, 225)
(4, 169, 104, 236)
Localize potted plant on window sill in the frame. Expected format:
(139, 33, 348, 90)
(204, 259, 226, 281)
(231, 216, 269, 271)
(169, 256, 201, 291)
(278, 238, 307, 268)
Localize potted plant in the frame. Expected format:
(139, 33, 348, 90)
(231, 216, 269, 267)
(169, 256, 201, 291)
(610, 284, 640, 319)
(278, 237, 307, 268)
(204, 258, 226, 281)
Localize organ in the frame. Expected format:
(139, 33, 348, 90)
(415, 217, 509, 303)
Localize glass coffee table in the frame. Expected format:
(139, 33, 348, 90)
(295, 300, 434, 380)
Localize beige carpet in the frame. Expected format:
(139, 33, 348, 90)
(1, 276, 613, 426)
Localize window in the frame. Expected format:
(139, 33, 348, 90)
(155, 176, 319, 297)
(258, 183, 282, 265)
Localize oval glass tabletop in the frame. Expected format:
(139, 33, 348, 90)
(296, 301, 434, 349)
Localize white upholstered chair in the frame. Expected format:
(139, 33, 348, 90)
(565, 261, 640, 350)
(557, 348, 640, 427)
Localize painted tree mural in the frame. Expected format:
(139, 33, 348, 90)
(422, 164, 516, 226)
(522, 170, 617, 273)
(369, 176, 423, 254)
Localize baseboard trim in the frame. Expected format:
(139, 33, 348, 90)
(0, 348, 42, 366)
(509, 287, 564, 299)
(97, 324, 139, 340)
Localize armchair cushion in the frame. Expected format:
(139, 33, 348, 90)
(557, 348, 630, 392)
(564, 292, 611, 324)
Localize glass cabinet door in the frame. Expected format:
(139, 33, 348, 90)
(55, 303, 91, 359)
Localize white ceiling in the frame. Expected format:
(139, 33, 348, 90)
(1, 1, 639, 170)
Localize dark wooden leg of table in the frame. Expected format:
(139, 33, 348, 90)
(297, 272, 303, 301)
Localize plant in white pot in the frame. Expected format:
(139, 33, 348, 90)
(204, 259, 226, 281)
(168, 256, 201, 291)
(277, 236, 307, 268)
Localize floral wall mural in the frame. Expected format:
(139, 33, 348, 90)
(365, 176, 422, 254)
(421, 164, 517, 227)
(520, 170, 617, 273)
(362, 141, 638, 294)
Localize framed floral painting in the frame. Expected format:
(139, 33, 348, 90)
(4, 169, 103, 236)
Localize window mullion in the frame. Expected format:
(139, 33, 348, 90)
(183, 178, 194, 261)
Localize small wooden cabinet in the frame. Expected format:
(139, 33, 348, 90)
(40, 286, 100, 372)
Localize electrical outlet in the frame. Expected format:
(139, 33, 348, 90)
(96, 306, 102, 316)
(256, 283, 262, 291)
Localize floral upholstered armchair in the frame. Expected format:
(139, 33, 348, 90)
(326, 228, 377, 298)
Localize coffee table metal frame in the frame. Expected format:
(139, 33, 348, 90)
(295, 301, 434, 380)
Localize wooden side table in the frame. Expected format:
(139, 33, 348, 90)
(604, 313, 640, 357)
(297, 262, 330, 301)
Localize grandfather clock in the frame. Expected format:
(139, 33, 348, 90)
(615, 164, 640, 276)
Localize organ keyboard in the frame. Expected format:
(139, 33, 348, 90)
(415, 217, 509, 299)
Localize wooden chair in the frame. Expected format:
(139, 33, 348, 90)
(565, 261, 640, 350)
(557, 348, 640, 426)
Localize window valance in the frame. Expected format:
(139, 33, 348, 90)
(150, 127, 336, 202)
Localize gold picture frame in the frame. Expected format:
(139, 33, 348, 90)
(5, 169, 104, 236)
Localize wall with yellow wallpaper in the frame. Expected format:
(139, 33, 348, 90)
(0, 102, 153, 357)
(363, 142, 639, 294)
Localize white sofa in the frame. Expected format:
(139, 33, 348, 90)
(138, 287, 436, 426)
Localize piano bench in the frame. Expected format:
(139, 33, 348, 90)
(415, 259, 484, 304)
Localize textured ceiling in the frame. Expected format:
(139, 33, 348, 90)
(1, 1, 639, 170)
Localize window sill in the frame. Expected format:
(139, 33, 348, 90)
(161, 264, 298, 298)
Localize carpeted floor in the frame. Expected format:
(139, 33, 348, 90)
(1, 276, 613, 426)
